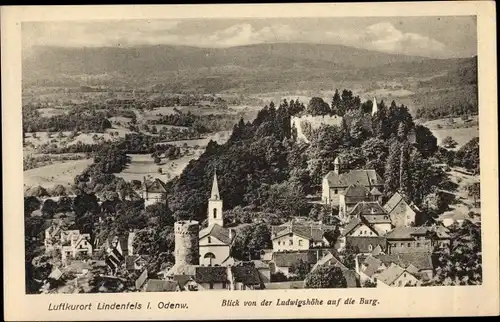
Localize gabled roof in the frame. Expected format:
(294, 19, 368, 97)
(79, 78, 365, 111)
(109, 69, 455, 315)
(371, 245, 383, 256)
(383, 192, 419, 214)
(375, 252, 433, 271)
(48, 267, 63, 280)
(272, 250, 318, 268)
(349, 201, 388, 217)
(362, 214, 391, 224)
(324, 169, 384, 188)
(311, 252, 347, 273)
(199, 224, 233, 245)
(370, 187, 382, 196)
(195, 266, 228, 284)
(272, 225, 325, 242)
(377, 263, 406, 285)
(345, 236, 386, 254)
(166, 263, 196, 277)
(231, 263, 261, 286)
(361, 256, 383, 278)
(342, 184, 371, 198)
(144, 178, 168, 193)
(144, 279, 178, 292)
(341, 217, 379, 237)
(385, 226, 419, 240)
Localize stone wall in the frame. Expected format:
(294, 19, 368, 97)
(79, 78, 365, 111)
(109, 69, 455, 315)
(290, 114, 344, 143)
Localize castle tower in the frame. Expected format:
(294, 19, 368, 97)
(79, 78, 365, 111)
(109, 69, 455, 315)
(334, 156, 342, 175)
(208, 171, 224, 227)
(174, 220, 200, 266)
(372, 97, 378, 116)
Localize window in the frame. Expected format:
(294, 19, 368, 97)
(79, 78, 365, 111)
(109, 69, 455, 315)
(209, 283, 214, 289)
(416, 243, 420, 247)
(213, 208, 217, 218)
(368, 244, 373, 251)
(404, 273, 407, 277)
(208, 237, 212, 244)
(278, 241, 281, 245)
(398, 280, 402, 286)
(298, 240, 303, 246)
(407, 243, 411, 247)
(289, 240, 293, 246)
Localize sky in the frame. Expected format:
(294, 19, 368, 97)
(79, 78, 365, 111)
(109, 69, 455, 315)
(22, 16, 477, 58)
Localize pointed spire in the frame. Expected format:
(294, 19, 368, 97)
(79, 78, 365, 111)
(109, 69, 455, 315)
(211, 170, 220, 200)
(372, 97, 378, 116)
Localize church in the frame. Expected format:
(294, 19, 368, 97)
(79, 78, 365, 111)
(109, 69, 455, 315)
(198, 171, 235, 266)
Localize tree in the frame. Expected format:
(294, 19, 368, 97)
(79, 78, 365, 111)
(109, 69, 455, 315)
(431, 220, 481, 286)
(289, 259, 310, 281)
(271, 271, 288, 282)
(24, 196, 41, 217)
(415, 125, 438, 158)
(384, 139, 402, 193)
(304, 265, 347, 288)
(442, 136, 458, 149)
(454, 137, 479, 173)
(331, 89, 341, 115)
(467, 182, 480, 207)
(41, 199, 58, 219)
(340, 242, 360, 270)
(307, 97, 331, 116)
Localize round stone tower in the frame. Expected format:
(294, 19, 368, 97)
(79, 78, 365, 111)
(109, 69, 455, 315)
(174, 220, 200, 266)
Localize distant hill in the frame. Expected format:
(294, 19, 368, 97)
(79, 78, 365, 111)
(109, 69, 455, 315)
(22, 43, 478, 120)
(23, 43, 429, 86)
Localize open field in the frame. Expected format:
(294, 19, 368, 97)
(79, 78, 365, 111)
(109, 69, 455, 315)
(24, 158, 94, 189)
(432, 126, 479, 149)
(116, 150, 204, 183)
(438, 166, 480, 225)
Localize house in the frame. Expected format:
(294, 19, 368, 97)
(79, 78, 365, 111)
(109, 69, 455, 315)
(140, 177, 168, 206)
(199, 172, 235, 266)
(104, 234, 132, 273)
(230, 262, 264, 290)
(310, 251, 360, 288)
(386, 226, 433, 254)
(60, 230, 93, 262)
(251, 260, 271, 284)
(429, 225, 452, 249)
(339, 185, 378, 218)
(143, 279, 180, 292)
(44, 224, 62, 252)
(125, 255, 149, 272)
(271, 223, 331, 252)
(383, 192, 419, 227)
(347, 202, 393, 235)
(269, 250, 319, 278)
(322, 156, 384, 207)
(195, 266, 230, 290)
(64, 260, 92, 277)
(376, 263, 420, 287)
(355, 253, 433, 285)
(345, 236, 387, 255)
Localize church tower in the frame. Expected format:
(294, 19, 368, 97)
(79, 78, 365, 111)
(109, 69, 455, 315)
(334, 156, 342, 175)
(372, 97, 378, 116)
(208, 171, 224, 227)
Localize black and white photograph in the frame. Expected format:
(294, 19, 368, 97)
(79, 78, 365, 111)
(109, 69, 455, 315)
(19, 13, 484, 295)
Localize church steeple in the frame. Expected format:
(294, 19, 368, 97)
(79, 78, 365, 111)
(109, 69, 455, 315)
(208, 169, 224, 227)
(372, 97, 378, 116)
(211, 171, 220, 200)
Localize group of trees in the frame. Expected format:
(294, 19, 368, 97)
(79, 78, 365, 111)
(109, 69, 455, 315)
(415, 102, 477, 120)
(23, 110, 112, 133)
(430, 220, 482, 286)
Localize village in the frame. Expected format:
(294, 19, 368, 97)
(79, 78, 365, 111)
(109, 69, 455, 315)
(29, 98, 481, 293)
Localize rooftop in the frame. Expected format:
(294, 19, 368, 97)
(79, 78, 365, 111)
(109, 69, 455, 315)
(199, 224, 233, 244)
(377, 263, 406, 285)
(324, 169, 384, 188)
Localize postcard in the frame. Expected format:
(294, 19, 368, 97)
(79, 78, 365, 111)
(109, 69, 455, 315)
(2, 2, 498, 320)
